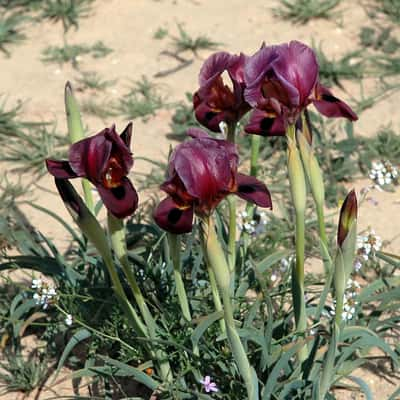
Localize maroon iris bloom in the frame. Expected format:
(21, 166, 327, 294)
(193, 52, 251, 132)
(46, 123, 138, 219)
(154, 128, 272, 234)
(244, 40, 358, 136)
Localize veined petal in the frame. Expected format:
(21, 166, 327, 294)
(46, 159, 79, 179)
(153, 197, 194, 234)
(272, 41, 318, 106)
(244, 109, 286, 136)
(186, 127, 211, 139)
(234, 173, 272, 208)
(69, 130, 113, 183)
(96, 176, 138, 218)
(313, 83, 358, 121)
(193, 94, 231, 132)
(104, 124, 134, 173)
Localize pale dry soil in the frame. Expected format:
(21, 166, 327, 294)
(0, 0, 399, 398)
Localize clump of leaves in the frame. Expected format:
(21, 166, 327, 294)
(81, 98, 116, 120)
(314, 43, 365, 87)
(40, 0, 94, 32)
(153, 26, 168, 40)
(0, 12, 26, 55)
(360, 26, 400, 54)
(171, 23, 220, 56)
(376, 0, 400, 24)
(76, 71, 116, 91)
(41, 40, 112, 66)
(167, 92, 200, 140)
(0, 350, 48, 394)
(115, 76, 167, 121)
(273, 0, 341, 24)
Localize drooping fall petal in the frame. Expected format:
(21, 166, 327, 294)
(46, 159, 78, 179)
(235, 173, 272, 208)
(96, 177, 138, 219)
(244, 109, 286, 136)
(153, 197, 194, 234)
(313, 83, 358, 121)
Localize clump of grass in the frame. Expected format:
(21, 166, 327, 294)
(360, 26, 400, 54)
(273, 0, 341, 24)
(41, 40, 112, 66)
(153, 26, 168, 40)
(40, 0, 93, 32)
(171, 23, 220, 55)
(76, 71, 116, 91)
(376, 0, 400, 24)
(0, 12, 26, 55)
(0, 350, 48, 394)
(115, 76, 167, 121)
(314, 43, 365, 87)
(81, 98, 116, 120)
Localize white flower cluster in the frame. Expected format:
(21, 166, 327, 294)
(329, 279, 360, 321)
(238, 210, 268, 235)
(369, 160, 398, 187)
(65, 314, 73, 326)
(356, 229, 382, 262)
(31, 278, 57, 310)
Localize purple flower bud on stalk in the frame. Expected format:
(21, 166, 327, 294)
(337, 189, 358, 247)
(46, 123, 138, 219)
(154, 128, 272, 233)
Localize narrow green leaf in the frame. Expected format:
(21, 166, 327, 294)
(257, 249, 292, 273)
(191, 311, 223, 348)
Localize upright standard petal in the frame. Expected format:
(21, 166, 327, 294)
(234, 173, 272, 208)
(313, 83, 358, 121)
(96, 177, 138, 219)
(68, 130, 113, 183)
(272, 41, 318, 107)
(153, 197, 194, 234)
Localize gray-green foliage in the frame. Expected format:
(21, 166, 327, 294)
(274, 0, 341, 24)
(0, 12, 26, 55)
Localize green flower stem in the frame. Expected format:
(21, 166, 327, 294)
(168, 233, 192, 322)
(316, 203, 332, 275)
(64, 82, 94, 213)
(201, 216, 258, 400)
(107, 213, 172, 382)
(250, 134, 261, 177)
(226, 122, 237, 278)
(286, 124, 308, 362)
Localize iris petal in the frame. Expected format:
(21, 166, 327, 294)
(244, 109, 286, 136)
(96, 176, 138, 219)
(46, 159, 79, 179)
(153, 197, 194, 234)
(235, 173, 272, 208)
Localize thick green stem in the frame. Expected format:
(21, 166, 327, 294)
(250, 135, 261, 177)
(316, 203, 332, 275)
(201, 217, 258, 400)
(287, 125, 308, 362)
(168, 234, 192, 322)
(107, 213, 172, 382)
(206, 262, 226, 334)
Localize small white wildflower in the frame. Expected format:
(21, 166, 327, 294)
(65, 314, 73, 326)
(270, 272, 279, 282)
(31, 279, 42, 289)
(200, 376, 218, 393)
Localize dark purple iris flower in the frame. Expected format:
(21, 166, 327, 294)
(193, 52, 251, 132)
(46, 123, 138, 219)
(243, 41, 358, 136)
(153, 128, 272, 234)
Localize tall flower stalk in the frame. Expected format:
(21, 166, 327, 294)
(200, 216, 258, 400)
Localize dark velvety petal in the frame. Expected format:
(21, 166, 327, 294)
(120, 122, 133, 148)
(153, 197, 194, 234)
(193, 97, 233, 132)
(244, 44, 278, 107)
(104, 124, 134, 173)
(272, 41, 318, 106)
(186, 127, 210, 139)
(244, 109, 286, 136)
(234, 173, 272, 208)
(69, 130, 112, 183)
(96, 176, 138, 218)
(313, 83, 358, 121)
(229, 53, 248, 85)
(171, 137, 238, 202)
(199, 51, 238, 88)
(46, 159, 79, 179)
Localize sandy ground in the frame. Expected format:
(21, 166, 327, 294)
(0, 0, 399, 398)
